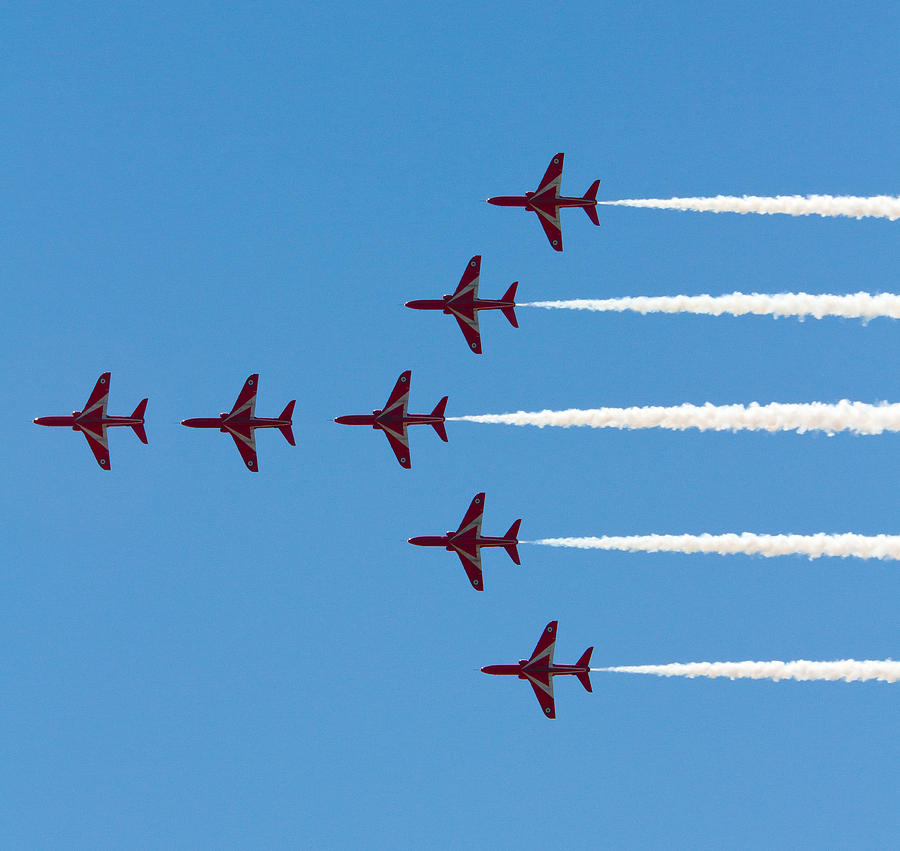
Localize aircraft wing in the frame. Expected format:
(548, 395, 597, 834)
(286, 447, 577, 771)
(533, 153, 564, 199)
(82, 373, 110, 418)
(525, 672, 556, 718)
(456, 492, 485, 537)
(230, 374, 258, 419)
(453, 255, 481, 299)
(532, 203, 563, 252)
(452, 546, 484, 591)
(224, 422, 259, 471)
(382, 371, 410, 419)
(78, 422, 110, 469)
(451, 310, 482, 354)
(528, 620, 558, 666)
(381, 422, 411, 468)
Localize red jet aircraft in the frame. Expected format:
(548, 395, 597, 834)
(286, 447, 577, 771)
(405, 255, 518, 354)
(408, 492, 520, 590)
(334, 370, 447, 468)
(181, 374, 295, 471)
(481, 621, 593, 718)
(33, 372, 147, 469)
(486, 152, 600, 251)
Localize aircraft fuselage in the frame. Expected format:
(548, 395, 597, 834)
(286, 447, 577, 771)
(405, 295, 516, 315)
(333, 410, 444, 431)
(34, 413, 143, 430)
(481, 661, 591, 680)
(487, 193, 597, 211)
(408, 533, 518, 551)
(181, 415, 292, 432)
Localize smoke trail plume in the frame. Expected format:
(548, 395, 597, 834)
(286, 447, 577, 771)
(595, 660, 900, 683)
(532, 534, 900, 560)
(598, 195, 900, 220)
(523, 293, 900, 321)
(449, 401, 900, 435)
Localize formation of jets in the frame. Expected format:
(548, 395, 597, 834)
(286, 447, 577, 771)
(35, 372, 295, 471)
(34, 155, 601, 717)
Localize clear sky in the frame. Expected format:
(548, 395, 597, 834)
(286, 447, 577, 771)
(4, 2, 900, 847)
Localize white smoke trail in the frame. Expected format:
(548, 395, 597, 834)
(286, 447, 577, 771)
(598, 195, 900, 220)
(532, 534, 900, 560)
(448, 401, 900, 435)
(594, 660, 900, 683)
(523, 292, 900, 321)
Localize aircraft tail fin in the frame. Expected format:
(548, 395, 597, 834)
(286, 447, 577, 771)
(504, 519, 522, 564)
(583, 180, 601, 225)
(576, 648, 594, 692)
(279, 401, 296, 445)
(501, 282, 519, 327)
(431, 397, 448, 441)
(131, 399, 148, 443)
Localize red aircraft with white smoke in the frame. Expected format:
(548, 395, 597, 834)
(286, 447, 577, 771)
(408, 492, 521, 590)
(405, 255, 518, 354)
(333, 370, 447, 468)
(486, 152, 600, 251)
(481, 621, 593, 718)
(181, 374, 295, 471)
(33, 372, 148, 469)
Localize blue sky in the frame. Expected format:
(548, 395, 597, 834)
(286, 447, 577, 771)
(4, 2, 900, 846)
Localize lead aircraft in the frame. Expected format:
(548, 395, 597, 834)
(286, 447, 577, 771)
(408, 492, 520, 590)
(486, 152, 600, 251)
(33, 372, 148, 469)
(334, 370, 447, 468)
(405, 255, 518, 354)
(181, 374, 295, 471)
(481, 621, 593, 718)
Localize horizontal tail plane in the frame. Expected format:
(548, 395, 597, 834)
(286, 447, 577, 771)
(131, 398, 148, 443)
(584, 181, 601, 225)
(501, 282, 519, 327)
(279, 400, 296, 445)
(504, 519, 522, 564)
(576, 648, 593, 692)
(431, 396, 448, 441)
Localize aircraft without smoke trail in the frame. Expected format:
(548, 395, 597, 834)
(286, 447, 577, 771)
(181, 374, 295, 471)
(408, 492, 521, 590)
(405, 255, 518, 354)
(482, 621, 593, 718)
(33, 372, 148, 469)
(334, 370, 447, 468)
(486, 152, 601, 251)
